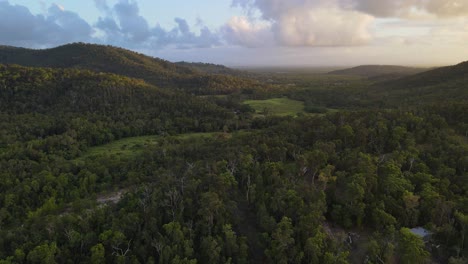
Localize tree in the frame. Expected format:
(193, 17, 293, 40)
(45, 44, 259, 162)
(304, 228, 326, 263)
(455, 211, 468, 257)
(267, 217, 296, 264)
(398, 228, 429, 264)
(26, 242, 58, 264)
(90, 243, 105, 264)
(200, 236, 221, 264)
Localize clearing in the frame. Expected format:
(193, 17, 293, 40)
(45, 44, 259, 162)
(79, 132, 218, 160)
(244, 97, 305, 116)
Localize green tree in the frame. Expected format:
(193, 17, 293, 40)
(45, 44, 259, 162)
(267, 217, 296, 264)
(398, 228, 429, 264)
(90, 243, 105, 264)
(26, 242, 58, 264)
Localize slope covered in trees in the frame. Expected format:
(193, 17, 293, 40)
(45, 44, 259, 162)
(175, 61, 244, 76)
(368, 61, 468, 106)
(0, 43, 269, 95)
(329, 65, 427, 79)
(0, 64, 241, 148)
(380, 60, 468, 89)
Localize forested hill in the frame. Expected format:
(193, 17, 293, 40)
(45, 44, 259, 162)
(329, 65, 427, 81)
(175, 61, 242, 75)
(369, 60, 468, 105)
(0, 64, 237, 146)
(0, 43, 268, 95)
(0, 43, 194, 78)
(381, 60, 468, 89)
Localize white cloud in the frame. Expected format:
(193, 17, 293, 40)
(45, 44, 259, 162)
(273, 7, 373, 46)
(222, 16, 272, 47)
(228, 0, 374, 47)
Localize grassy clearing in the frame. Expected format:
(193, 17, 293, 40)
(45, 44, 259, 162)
(244, 98, 305, 116)
(80, 135, 159, 159)
(79, 131, 247, 160)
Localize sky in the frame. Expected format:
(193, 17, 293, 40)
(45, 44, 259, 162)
(1, 0, 468, 66)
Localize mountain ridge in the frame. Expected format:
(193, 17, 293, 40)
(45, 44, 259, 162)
(367, 60, 468, 105)
(329, 65, 428, 80)
(0, 43, 267, 95)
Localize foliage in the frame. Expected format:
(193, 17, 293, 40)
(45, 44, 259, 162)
(244, 98, 305, 116)
(0, 46, 467, 263)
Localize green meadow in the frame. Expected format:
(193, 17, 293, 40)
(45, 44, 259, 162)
(79, 132, 217, 160)
(244, 98, 305, 116)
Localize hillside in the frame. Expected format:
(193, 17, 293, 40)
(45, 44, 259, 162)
(175, 61, 240, 75)
(0, 43, 194, 81)
(382, 60, 468, 88)
(0, 43, 268, 95)
(370, 60, 468, 105)
(0, 64, 236, 146)
(329, 65, 427, 80)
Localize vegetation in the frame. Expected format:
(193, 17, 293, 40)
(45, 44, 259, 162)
(0, 43, 271, 96)
(370, 61, 468, 106)
(79, 132, 219, 160)
(329, 65, 427, 81)
(244, 98, 305, 116)
(0, 43, 467, 264)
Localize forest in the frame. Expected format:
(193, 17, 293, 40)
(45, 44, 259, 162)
(0, 43, 467, 264)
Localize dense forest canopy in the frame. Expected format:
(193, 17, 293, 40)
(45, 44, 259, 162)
(0, 43, 467, 264)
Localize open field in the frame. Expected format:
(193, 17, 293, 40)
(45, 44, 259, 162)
(244, 97, 305, 116)
(80, 132, 218, 159)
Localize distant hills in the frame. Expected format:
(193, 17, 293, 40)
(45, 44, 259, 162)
(329, 65, 428, 81)
(369, 61, 468, 105)
(382, 60, 468, 89)
(0, 43, 267, 95)
(1, 43, 466, 105)
(175, 61, 241, 75)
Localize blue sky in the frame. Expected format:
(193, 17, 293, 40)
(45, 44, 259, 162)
(11, 0, 241, 28)
(1, 0, 468, 66)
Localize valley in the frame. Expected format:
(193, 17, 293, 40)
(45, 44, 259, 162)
(0, 43, 467, 264)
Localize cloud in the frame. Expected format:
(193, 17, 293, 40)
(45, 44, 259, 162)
(94, 0, 110, 12)
(113, 0, 149, 41)
(352, 0, 420, 17)
(222, 16, 272, 47)
(352, 0, 468, 18)
(54, 3, 64, 12)
(0, 0, 220, 50)
(47, 4, 94, 42)
(229, 0, 374, 47)
(95, 0, 221, 49)
(228, 0, 468, 48)
(425, 0, 468, 17)
(272, 7, 373, 46)
(0, 1, 93, 47)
